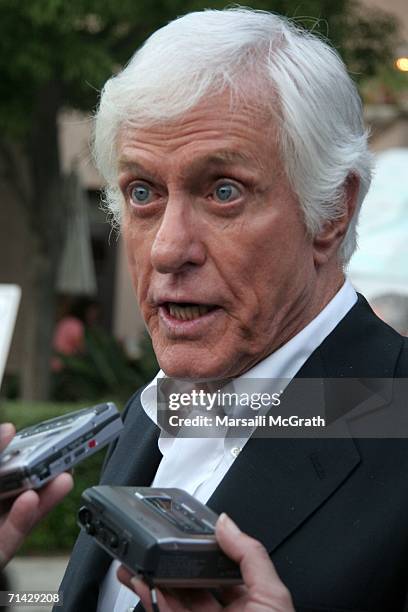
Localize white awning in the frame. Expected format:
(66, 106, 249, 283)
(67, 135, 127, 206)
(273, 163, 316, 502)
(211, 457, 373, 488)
(348, 148, 408, 299)
(57, 168, 97, 296)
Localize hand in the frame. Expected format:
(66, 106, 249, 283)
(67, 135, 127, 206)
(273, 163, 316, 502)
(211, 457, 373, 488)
(117, 512, 295, 611)
(0, 422, 73, 569)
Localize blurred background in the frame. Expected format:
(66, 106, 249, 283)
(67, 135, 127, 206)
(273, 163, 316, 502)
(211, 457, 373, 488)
(0, 0, 407, 609)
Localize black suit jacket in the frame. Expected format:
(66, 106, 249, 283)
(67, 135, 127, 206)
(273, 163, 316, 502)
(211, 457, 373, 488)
(56, 296, 408, 612)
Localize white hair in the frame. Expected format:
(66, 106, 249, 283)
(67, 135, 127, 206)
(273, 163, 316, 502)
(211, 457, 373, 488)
(94, 7, 373, 263)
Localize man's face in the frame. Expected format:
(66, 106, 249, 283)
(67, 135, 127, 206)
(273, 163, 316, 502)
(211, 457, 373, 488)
(117, 93, 321, 379)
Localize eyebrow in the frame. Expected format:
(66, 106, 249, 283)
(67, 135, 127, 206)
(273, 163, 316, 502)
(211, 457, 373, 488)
(117, 158, 159, 179)
(195, 150, 258, 168)
(117, 149, 259, 177)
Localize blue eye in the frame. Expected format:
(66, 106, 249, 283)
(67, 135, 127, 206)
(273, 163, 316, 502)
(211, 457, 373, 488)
(130, 184, 151, 204)
(214, 183, 240, 203)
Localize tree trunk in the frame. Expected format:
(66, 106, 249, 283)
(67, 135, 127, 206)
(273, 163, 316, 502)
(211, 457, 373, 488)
(21, 81, 67, 401)
(21, 247, 60, 400)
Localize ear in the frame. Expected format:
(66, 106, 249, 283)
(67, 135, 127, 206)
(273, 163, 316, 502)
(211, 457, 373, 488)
(313, 173, 360, 266)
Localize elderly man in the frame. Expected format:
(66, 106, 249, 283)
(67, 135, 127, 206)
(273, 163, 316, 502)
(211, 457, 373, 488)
(58, 8, 408, 612)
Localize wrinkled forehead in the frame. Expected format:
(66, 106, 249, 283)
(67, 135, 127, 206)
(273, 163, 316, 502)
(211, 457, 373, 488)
(116, 89, 281, 171)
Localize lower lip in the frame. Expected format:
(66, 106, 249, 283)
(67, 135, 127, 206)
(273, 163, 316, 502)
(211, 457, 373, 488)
(158, 305, 223, 337)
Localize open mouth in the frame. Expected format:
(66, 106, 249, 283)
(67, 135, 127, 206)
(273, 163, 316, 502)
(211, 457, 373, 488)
(164, 302, 218, 321)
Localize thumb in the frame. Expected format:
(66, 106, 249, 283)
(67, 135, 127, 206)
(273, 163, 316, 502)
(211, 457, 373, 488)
(216, 513, 278, 585)
(216, 513, 294, 608)
(0, 423, 15, 452)
(0, 491, 40, 568)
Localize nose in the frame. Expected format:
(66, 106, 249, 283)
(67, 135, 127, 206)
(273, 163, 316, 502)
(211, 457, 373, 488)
(150, 199, 206, 274)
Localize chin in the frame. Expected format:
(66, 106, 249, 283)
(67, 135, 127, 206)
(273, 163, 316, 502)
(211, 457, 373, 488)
(159, 361, 216, 381)
(156, 348, 228, 381)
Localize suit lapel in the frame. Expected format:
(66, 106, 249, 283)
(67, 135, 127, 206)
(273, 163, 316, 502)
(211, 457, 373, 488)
(207, 348, 361, 553)
(208, 434, 360, 553)
(208, 296, 402, 554)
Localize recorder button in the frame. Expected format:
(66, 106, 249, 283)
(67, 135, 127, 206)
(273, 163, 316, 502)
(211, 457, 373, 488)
(86, 524, 97, 536)
(109, 533, 119, 549)
(78, 507, 93, 526)
(121, 538, 129, 555)
(39, 467, 50, 480)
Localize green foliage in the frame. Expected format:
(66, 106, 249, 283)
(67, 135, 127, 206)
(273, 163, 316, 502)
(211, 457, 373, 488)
(0, 0, 401, 138)
(0, 0, 196, 135)
(1, 400, 109, 553)
(52, 329, 158, 403)
(360, 64, 408, 104)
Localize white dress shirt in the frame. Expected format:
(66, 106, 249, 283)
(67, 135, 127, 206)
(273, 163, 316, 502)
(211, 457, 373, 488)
(97, 280, 357, 612)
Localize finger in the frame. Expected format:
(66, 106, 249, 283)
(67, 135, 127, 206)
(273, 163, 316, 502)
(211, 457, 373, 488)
(0, 490, 40, 567)
(0, 473, 73, 568)
(0, 472, 73, 522)
(0, 423, 15, 452)
(216, 513, 277, 585)
(117, 565, 150, 600)
(34, 472, 74, 521)
(117, 565, 219, 612)
(216, 514, 292, 604)
(117, 566, 170, 612)
(216, 584, 247, 606)
(165, 588, 222, 611)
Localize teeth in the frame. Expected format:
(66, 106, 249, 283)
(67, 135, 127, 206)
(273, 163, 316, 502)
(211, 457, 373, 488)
(168, 303, 213, 321)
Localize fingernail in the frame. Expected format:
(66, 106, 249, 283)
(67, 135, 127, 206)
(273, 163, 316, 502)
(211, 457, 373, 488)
(0, 423, 14, 442)
(130, 575, 144, 589)
(218, 512, 241, 535)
